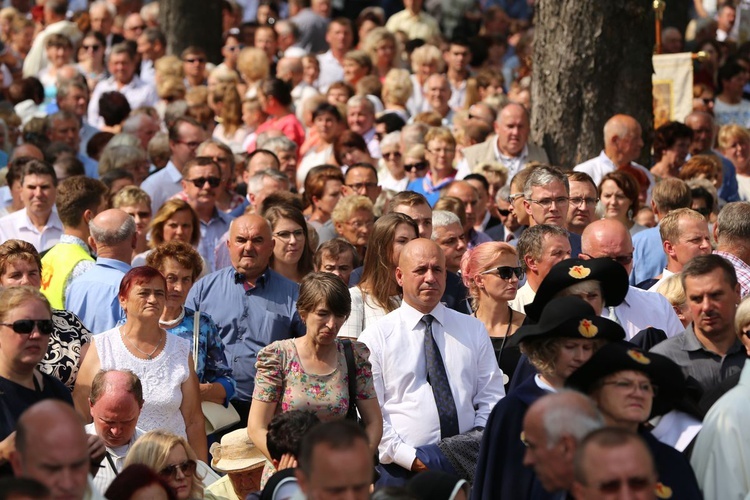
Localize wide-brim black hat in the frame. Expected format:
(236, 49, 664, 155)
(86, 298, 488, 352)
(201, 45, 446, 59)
(525, 258, 629, 322)
(565, 341, 686, 417)
(508, 296, 625, 348)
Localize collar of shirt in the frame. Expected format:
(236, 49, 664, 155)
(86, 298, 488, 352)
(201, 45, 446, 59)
(715, 250, 750, 274)
(534, 374, 557, 392)
(235, 266, 271, 292)
(21, 208, 63, 232)
(60, 234, 89, 249)
(681, 323, 743, 355)
(494, 139, 528, 163)
(479, 210, 491, 231)
(106, 74, 143, 92)
(422, 171, 455, 194)
(163, 160, 183, 182)
(362, 127, 376, 143)
(400, 300, 447, 332)
(95, 257, 131, 273)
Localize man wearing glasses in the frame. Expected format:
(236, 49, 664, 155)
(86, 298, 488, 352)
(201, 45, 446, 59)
(565, 172, 599, 236)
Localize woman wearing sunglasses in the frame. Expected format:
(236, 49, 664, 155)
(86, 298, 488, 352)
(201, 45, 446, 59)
(403, 144, 428, 183)
(124, 430, 211, 500)
(76, 31, 108, 92)
(0, 287, 71, 462)
(460, 242, 525, 389)
(266, 205, 314, 283)
(379, 131, 408, 192)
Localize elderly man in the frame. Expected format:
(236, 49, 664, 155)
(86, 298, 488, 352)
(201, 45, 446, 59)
(346, 96, 380, 158)
(431, 211, 467, 274)
(637, 208, 712, 291)
(45, 111, 98, 179)
(521, 392, 604, 498)
(87, 43, 158, 129)
(121, 113, 160, 151)
(631, 178, 693, 285)
(572, 428, 658, 500)
(651, 254, 746, 391)
(442, 180, 492, 248)
(574, 114, 654, 203)
(88, 1, 119, 50)
(423, 74, 454, 127)
(685, 111, 739, 202)
(141, 117, 206, 214)
(187, 214, 305, 423)
(458, 102, 549, 181)
(11, 401, 98, 500)
(85, 370, 145, 493)
(343, 163, 381, 205)
(360, 239, 504, 485)
(65, 209, 136, 333)
(313, 238, 359, 285)
(509, 224, 571, 313)
(581, 219, 684, 340)
(316, 18, 353, 92)
(0, 159, 62, 252)
(488, 186, 525, 242)
(260, 135, 299, 187)
(406, 127, 457, 206)
(56, 79, 97, 155)
(565, 172, 598, 236)
(122, 13, 146, 41)
(714, 202, 750, 297)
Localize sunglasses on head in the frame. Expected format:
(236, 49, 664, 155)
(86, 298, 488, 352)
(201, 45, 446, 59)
(159, 460, 197, 479)
(404, 161, 428, 172)
(187, 176, 221, 188)
(1, 319, 54, 335)
(480, 266, 524, 280)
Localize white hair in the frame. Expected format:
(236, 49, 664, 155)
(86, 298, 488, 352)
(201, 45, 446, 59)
(431, 210, 461, 239)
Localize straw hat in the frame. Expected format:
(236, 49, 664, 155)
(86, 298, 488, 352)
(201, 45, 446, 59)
(210, 428, 266, 473)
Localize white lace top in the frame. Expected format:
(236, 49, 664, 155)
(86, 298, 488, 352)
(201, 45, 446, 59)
(95, 326, 191, 438)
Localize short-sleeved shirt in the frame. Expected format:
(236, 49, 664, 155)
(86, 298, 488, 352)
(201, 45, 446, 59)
(0, 373, 72, 441)
(253, 338, 375, 419)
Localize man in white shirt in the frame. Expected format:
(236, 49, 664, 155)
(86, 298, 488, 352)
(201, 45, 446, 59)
(346, 96, 380, 159)
(87, 44, 158, 128)
(580, 219, 684, 340)
(316, 18, 353, 92)
(85, 370, 145, 495)
(0, 159, 62, 251)
(423, 74, 454, 128)
(359, 239, 504, 485)
(140, 117, 206, 214)
(385, 0, 440, 41)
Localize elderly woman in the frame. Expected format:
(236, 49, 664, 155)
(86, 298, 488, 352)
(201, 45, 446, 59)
(145, 241, 235, 407)
(124, 430, 209, 500)
(98, 145, 150, 186)
(651, 121, 693, 180)
(0, 287, 71, 456)
(718, 124, 750, 201)
(266, 205, 314, 283)
(343, 50, 373, 87)
(248, 272, 382, 461)
(382, 68, 412, 122)
(0, 240, 93, 389)
(403, 144, 428, 182)
(73, 267, 207, 461)
(363, 27, 401, 80)
(112, 186, 152, 259)
(407, 44, 444, 116)
(566, 342, 702, 500)
(679, 155, 723, 193)
(332, 195, 374, 260)
(340, 213, 417, 338)
(472, 297, 625, 500)
(379, 131, 407, 192)
(460, 242, 525, 388)
(304, 165, 344, 243)
(598, 170, 646, 236)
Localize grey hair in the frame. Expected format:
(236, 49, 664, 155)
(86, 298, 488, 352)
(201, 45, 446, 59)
(106, 133, 142, 150)
(122, 114, 156, 135)
(517, 224, 569, 271)
(346, 95, 375, 114)
(555, 280, 602, 301)
(523, 165, 569, 199)
(431, 210, 461, 238)
(98, 145, 148, 176)
(380, 131, 401, 150)
(89, 0, 116, 17)
(247, 169, 290, 195)
(717, 202, 750, 245)
(497, 185, 511, 205)
(262, 135, 298, 155)
(90, 214, 136, 245)
(542, 391, 604, 448)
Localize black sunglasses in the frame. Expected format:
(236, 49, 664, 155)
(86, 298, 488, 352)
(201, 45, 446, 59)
(480, 266, 524, 280)
(159, 460, 197, 479)
(404, 161, 428, 172)
(498, 208, 511, 216)
(0, 319, 54, 335)
(187, 176, 221, 188)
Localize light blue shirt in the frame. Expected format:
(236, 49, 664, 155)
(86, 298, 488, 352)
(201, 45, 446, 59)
(198, 209, 233, 273)
(186, 266, 305, 401)
(631, 225, 666, 286)
(65, 257, 131, 334)
(140, 161, 183, 214)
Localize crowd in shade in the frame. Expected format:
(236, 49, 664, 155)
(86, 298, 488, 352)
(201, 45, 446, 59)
(1, 0, 750, 499)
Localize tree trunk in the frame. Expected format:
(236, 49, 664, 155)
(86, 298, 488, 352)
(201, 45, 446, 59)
(159, 0, 222, 64)
(531, 0, 655, 169)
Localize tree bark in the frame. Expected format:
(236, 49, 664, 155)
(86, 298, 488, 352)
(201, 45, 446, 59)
(531, 0, 655, 169)
(159, 0, 222, 63)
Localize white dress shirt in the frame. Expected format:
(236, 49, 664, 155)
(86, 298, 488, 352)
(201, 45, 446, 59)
(573, 151, 655, 205)
(508, 282, 535, 314)
(647, 268, 676, 292)
(359, 301, 504, 470)
(85, 425, 145, 494)
(611, 286, 684, 340)
(87, 75, 158, 128)
(316, 51, 345, 93)
(0, 208, 63, 252)
(140, 161, 183, 214)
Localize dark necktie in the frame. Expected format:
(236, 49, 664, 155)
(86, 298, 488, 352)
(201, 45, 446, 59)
(422, 314, 460, 439)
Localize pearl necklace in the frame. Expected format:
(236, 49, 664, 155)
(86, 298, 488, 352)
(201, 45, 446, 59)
(159, 307, 185, 328)
(121, 330, 164, 360)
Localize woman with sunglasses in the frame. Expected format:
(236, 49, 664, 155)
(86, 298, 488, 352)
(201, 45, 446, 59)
(0, 287, 71, 465)
(566, 342, 702, 500)
(403, 144, 428, 182)
(379, 131, 408, 192)
(76, 31, 108, 92)
(124, 430, 212, 500)
(266, 205, 314, 283)
(460, 242, 525, 389)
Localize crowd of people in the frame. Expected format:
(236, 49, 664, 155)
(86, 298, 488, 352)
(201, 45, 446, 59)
(0, 0, 749, 499)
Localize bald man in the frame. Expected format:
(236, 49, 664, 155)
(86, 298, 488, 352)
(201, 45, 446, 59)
(574, 114, 655, 204)
(187, 214, 305, 423)
(11, 400, 93, 500)
(580, 219, 683, 340)
(65, 209, 137, 333)
(360, 239, 503, 486)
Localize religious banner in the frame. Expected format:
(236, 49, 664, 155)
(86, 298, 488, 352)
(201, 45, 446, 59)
(652, 53, 693, 129)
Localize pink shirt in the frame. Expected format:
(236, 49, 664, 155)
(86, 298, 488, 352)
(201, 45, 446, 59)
(249, 113, 306, 152)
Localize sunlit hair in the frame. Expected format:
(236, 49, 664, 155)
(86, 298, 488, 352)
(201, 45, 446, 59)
(148, 199, 201, 247)
(460, 242, 518, 311)
(146, 240, 204, 281)
(0, 286, 50, 323)
(0, 239, 41, 278)
(735, 295, 750, 338)
(521, 337, 602, 379)
(118, 266, 166, 302)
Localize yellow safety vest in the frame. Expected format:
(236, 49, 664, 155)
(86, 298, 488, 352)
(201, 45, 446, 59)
(41, 242, 94, 309)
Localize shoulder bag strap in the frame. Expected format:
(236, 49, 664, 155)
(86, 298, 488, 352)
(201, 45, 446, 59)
(192, 309, 200, 372)
(342, 339, 358, 420)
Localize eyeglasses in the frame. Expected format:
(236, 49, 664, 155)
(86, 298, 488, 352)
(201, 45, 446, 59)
(346, 182, 378, 191)
(159, 460, 197, 479)
(274, 229, 305, 241)
(507, 193, 524, 204)
(497, 208, 511, 216)
(177, 140, 202, 149)
(480, 266, 524, 280)
(580, 252, 633, 266)
(527, 197, 569, 209)
(383, 151, 402, 160)
(0, 319, 54, 335)
(593, 477, 655, 494)
(569, 196, 599, 207)
(184, 57, 206, 64)
(82, 44, 101, 51)
(601, 379, 657, 395)
(404, 161, 428, 172)
(187, 176, 221, 188)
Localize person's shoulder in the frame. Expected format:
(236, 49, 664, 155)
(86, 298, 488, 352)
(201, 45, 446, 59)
(573, 155, 601, 171)
(632, 224, 659, 244)
(266, 268, 300, 293)
(649, 330, 687, 354)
